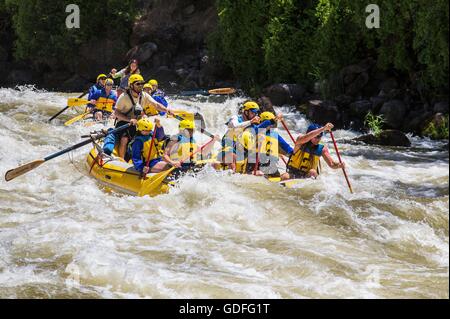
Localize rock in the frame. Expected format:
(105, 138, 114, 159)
(354, 130, 411, 147)
(379, 78, 398, 92)
(127, 42, 158, 65)
(60, 74, 90, 92)
(434, 101, 449, 114)
(7, 69, 33, 85)
(402, 110, 432, 134)
(257, 96, 275, 113)
(379, 100, 408, 129)
(335, 95, 353, 108)
(370, 96, 386, 113)
(349, 100, 373, 119)
(183, 4, 195, 15)
(307, 100, 341, 127)
(154, 66, 179, 84)
(263, 83, 306, 106)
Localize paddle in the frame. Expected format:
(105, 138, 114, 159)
(142, 121, 158, 179)
(179, 87, 236, 97)
(5, 124, 131, 182)
(138, 137, 216, 197)
(48, 91, 88, 122)
(168, 111, 214, 139)
(64, 111, 91, 126)
(280, 119, 296, 144)
(329, 131, 353, 194)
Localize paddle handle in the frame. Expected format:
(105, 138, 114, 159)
(45, 124, 131, 162)
(281, 119, 296, 144)
(330, 131, 353, 194)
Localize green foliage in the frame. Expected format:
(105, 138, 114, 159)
(364, 111, 385, 137)
(423, 115, 449, 140)
(4, 0, 137, 71)
(212, 0, 449, 96)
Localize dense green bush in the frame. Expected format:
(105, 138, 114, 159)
(212, 0, 449, 96)
(4, 0, 136, 71)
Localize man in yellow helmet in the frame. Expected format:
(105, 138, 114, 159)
(114, 74, 170, 159)
(282, 123, 345, 180)
(164, 119, 220, 173)
(217, 101, 262, 170)
(130, 118, 170, 174)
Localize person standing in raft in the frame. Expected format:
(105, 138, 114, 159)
(113, 74, 169, 160)
(282, 123, 346, 180)
(130, 118, 170, 174)
(110, 59, 140, 97)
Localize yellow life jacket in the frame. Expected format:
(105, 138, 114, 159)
(96, 96, 115, 113)
(288, 142, 324, 175)
(132, 135, 160, 162)
(259, 132, 279, 162)
(143, 103, 159, 116)
(235, 129, 257, 174)
(170, 134, 198, 163)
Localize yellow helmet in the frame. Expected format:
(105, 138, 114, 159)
(105, 78, 114, 86)
(149, 79, 158, 86)
(97, 74, 107, 82)
(260, 112, 276, 122)
(128, 74, 145, 86)
(243, 101, 260, 112)
(179, 119, 195, 130)
(143, 83, 153, 89)
(137, 118, 154, 131)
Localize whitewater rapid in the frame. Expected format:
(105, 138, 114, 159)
(0, 86, 448, 298)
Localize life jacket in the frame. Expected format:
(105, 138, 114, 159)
(221, 115, 245, 154)
(288, 142, 324, 175)
(234, 126, 258, 174)
(143, 92, 160, 116)
(170, 134, 198, 163)
(129, 134, 160, 163)
(96, 91, 116, 113)
(259, 130, 279, 166)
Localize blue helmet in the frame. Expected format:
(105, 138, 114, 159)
(307, 123, 323, 136)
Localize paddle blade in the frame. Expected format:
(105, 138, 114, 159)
(208, 88, 236, 95)
(64, 112, 90, 126)
(168, 110, 195, 121)
(67, 98, 89, 107)
(5, 160, 45, 182)
(138, 167, 176, 197)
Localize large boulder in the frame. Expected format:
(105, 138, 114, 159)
(402, 110, 432, 134)
(126, 42, 158, 65)
(263, 83, 306, 106)
(307, 100, 341, 127)
(354, 130, 411, 147)
(349, 100, 373, 119)
(379, 100, 408, 129)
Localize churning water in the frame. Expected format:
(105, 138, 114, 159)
(0, 86, 448, 298)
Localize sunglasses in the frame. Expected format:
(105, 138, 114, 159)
(106, 83, 113, 87)
(134, 82, 145, 87)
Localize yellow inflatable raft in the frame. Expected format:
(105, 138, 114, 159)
(86, 146, 172, 197)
